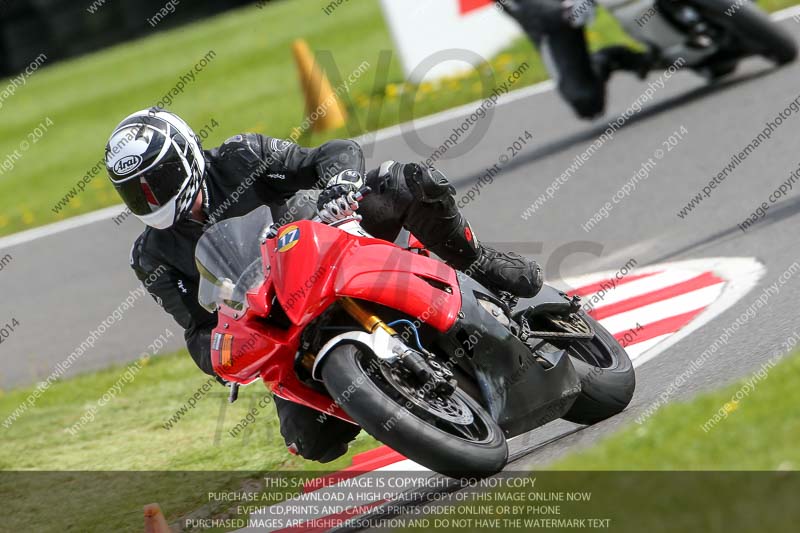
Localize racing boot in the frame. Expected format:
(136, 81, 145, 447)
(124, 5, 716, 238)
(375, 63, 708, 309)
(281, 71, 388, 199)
(401, 163, 543, 298)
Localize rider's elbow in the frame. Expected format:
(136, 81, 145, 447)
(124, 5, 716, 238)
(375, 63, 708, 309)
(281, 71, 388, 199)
(324, 139, 365, 174)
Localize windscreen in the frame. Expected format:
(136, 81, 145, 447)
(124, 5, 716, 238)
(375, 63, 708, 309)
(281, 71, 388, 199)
(195, 205, 272, 312)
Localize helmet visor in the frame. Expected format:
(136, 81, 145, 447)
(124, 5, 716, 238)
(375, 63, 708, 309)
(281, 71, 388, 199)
(113, 159, 187, 216)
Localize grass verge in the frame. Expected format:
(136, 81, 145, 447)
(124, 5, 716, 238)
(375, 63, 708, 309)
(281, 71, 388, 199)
(552, 354, 800, 470)
(0, 349, 379, 531)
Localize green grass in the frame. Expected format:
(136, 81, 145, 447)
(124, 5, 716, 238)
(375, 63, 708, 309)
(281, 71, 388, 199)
(0, 349, 380, 531)
(1, 0, 795, 235)
(553, 353, 800, 470)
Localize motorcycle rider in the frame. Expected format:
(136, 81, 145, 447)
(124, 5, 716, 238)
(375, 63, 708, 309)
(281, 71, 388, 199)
(105, 108, 543, 463)
(497, 0, 653, 118)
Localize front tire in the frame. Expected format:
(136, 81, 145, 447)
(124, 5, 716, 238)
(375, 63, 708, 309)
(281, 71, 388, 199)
(320, 344, 508, 478)
(561, 314, 636, 425)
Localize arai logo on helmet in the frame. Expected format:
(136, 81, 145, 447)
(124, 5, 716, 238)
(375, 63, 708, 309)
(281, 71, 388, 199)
(113, 155, 143, 176)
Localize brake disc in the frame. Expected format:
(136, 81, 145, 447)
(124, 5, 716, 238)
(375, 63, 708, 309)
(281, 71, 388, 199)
(380, 365, 474, 426)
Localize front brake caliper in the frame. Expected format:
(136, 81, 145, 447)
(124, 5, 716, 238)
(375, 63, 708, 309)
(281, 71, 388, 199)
(400, 350, 456, 397)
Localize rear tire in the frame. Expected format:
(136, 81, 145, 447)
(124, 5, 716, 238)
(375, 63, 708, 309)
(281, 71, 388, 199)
(686, 0, 797, 65)
(561, 315, 636, 425)
(320, 344, 508, 478)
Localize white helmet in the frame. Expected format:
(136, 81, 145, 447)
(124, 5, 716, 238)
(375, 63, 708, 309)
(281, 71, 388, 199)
(105, 108, 205, 229)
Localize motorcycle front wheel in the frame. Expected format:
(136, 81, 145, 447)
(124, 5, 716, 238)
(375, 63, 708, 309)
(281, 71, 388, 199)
(320, 344, 508, 478)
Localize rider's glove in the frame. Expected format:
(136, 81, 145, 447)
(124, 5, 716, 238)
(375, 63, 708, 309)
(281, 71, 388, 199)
(317, 169, 363, 223)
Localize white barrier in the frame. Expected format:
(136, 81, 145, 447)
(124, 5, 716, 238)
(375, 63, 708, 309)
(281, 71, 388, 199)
(379, 0, 522, 82)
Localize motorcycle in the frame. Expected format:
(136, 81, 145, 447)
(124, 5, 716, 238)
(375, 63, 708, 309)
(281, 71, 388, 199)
(579, 0, 796, 78)
(194, 199, 635, 478)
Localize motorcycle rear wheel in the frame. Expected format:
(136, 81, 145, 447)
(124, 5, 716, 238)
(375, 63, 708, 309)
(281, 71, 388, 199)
(320, 344, 508, 478)
(685, 0, 797, 65)
(560, 314, 636, 425)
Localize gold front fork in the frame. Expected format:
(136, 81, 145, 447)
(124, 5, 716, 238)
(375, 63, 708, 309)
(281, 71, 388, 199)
(300, 298, 396, 372)
(339, 297, 397, 335)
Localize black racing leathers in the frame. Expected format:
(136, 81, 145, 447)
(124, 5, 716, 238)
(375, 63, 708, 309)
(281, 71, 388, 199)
(130, 134, 365, 376)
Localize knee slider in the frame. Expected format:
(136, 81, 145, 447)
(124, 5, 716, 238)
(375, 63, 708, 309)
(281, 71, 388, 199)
(403, 163, 456, 204)
(317, 442, 351, 463)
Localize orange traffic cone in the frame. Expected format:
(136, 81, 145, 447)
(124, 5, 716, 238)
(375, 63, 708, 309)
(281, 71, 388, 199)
(144, 503, 171, 533)
(291, 39, 348, 133)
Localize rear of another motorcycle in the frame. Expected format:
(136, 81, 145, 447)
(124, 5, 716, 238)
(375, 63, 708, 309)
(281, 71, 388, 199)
(603, 0, 796, 78)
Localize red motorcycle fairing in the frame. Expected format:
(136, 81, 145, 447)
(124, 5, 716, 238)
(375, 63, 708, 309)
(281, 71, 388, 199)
(211, 290, 355, 421)
(267, 220, 461, 333)
(334, 242, 461, 333)
(210, 219, 461, 422)
(267, 220, 355, 326)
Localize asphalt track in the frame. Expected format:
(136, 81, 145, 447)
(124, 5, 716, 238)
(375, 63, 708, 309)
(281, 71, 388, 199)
(2, 10, 800, 485)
